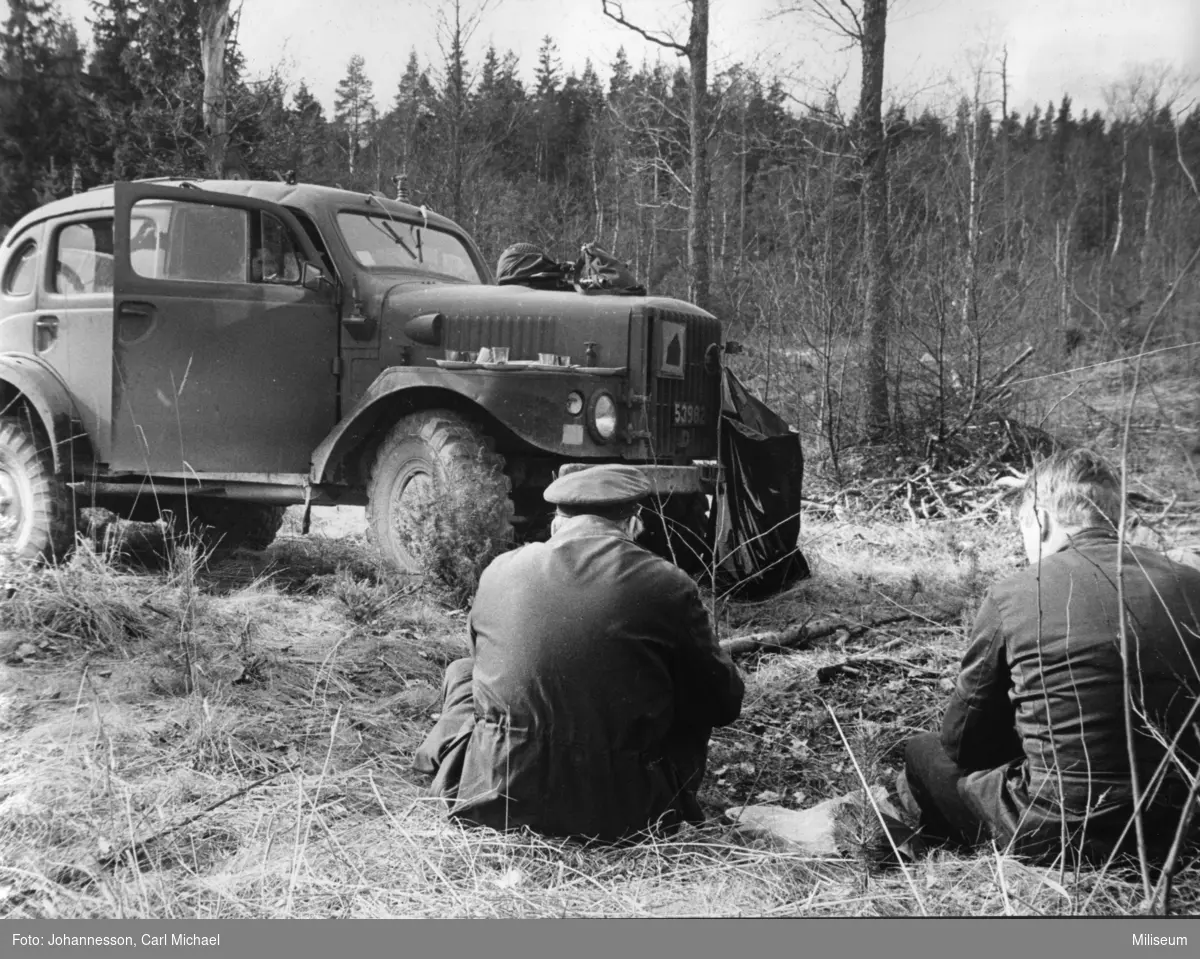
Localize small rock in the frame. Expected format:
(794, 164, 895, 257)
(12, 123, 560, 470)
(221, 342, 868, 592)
(492, 868, 524, 889)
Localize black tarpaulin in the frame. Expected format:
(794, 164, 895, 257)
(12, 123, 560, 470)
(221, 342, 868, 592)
(709, 369, 810, 596)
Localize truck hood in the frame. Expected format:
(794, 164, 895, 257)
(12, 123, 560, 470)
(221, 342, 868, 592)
(378, 282, 717, 370)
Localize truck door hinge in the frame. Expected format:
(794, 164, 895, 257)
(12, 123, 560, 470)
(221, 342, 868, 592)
(331, 357, 343, 376)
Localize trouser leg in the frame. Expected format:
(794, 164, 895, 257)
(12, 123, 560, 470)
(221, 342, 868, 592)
(663, 726, 712, 826)
(902, 732, 988, 846)
(412, 657, 475, 776)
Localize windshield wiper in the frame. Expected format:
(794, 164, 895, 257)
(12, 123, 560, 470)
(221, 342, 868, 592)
(366, 217, 418, 261)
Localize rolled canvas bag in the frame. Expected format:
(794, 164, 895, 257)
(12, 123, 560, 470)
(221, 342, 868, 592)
(572, 242, 646, 295)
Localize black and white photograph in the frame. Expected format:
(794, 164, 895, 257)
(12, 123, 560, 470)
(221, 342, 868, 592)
(0, 0, 1198, 943)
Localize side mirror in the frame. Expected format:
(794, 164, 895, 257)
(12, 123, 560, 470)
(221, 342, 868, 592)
(301, 261, 332, 293)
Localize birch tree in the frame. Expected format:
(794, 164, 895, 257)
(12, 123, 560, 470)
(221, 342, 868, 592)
(601, 0, 713, 313)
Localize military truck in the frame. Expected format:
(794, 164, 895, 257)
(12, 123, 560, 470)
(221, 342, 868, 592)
(0, 179, 725, 571)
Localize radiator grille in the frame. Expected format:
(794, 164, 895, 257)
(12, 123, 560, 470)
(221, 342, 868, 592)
(648, 309, 721, 460)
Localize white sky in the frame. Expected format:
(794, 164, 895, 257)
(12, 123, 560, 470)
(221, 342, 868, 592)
(44, 0, 1200, 118)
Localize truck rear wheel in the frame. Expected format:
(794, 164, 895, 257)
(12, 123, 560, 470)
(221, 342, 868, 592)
(367, 410, 513, 575)
(0, 414, 76, 563)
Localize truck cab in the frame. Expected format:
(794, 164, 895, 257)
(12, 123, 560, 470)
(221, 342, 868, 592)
(0, 179, 724, 571)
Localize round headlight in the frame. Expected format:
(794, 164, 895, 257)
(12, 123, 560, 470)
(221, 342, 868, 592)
(590, 392, 618, 441)
(566, 391, 584, 416)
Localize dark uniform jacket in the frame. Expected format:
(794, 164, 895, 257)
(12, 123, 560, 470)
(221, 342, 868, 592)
(944, 527, 1200, 861)
(425, 517, 744, 841)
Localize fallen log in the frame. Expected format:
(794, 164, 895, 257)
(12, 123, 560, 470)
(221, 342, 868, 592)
(720, 605, 963, 657)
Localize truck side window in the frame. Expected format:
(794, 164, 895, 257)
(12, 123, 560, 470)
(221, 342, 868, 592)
(131, 199, 250, 284)
(285, 208, 336, 280)
(253, 212, 306, 284)
(53, 220, 114, 294)
(3, 240, 37, 296)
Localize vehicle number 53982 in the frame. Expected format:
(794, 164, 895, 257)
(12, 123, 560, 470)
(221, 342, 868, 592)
(673, 402, 706, 426)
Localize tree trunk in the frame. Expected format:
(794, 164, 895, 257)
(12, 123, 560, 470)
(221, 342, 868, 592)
(1140, 135, 1157, 306)
(962, 103, 980, 336)
(1000, 47, 1010, 258)
(199, 0, 232, 178)
(687, 0, 711, 313)
(860, 0, 891, 440)
(1112, 130, 1129, 257)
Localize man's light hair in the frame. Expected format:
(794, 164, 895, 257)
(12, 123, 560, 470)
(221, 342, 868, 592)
(1019, 448, 1122, 530)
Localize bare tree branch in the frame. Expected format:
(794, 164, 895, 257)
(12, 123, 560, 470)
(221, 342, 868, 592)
(776, 0, 862, 46)
(600, 0, 690, 55)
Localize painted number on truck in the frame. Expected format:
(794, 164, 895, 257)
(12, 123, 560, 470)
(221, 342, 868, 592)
(673, 402, 706, 426)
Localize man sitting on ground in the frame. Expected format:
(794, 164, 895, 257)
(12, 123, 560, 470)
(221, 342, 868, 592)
(414, 464, 744, 842)
(897, 448, 1200, 863)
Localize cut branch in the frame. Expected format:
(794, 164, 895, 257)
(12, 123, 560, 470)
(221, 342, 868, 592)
(720, 605, 963, 657)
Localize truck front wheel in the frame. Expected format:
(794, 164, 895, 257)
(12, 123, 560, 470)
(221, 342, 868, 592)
(0, 414, 76, 562)
(367, 410, 513, 575)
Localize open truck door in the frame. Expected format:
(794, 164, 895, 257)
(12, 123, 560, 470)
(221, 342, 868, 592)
(110, 181, 339, 476)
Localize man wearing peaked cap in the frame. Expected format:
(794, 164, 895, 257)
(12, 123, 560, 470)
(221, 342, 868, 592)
(542, 462, 650, 507)
(414, 464, 744, 842)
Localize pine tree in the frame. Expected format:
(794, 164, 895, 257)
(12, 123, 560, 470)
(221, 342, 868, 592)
(334, 54, 376, 175)
(472, 47, 525, 179)
(83, 0, 214, 180)
(289, 81, 331, 179)
(609, 46, 631, 101)
(0, 0, 85, 225)
(534, 36, 560, 97)
(388, 50, 438, 188)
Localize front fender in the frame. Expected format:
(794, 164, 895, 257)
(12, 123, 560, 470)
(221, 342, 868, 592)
(310, 366, 628, 484)
(0, 353, 93, 474)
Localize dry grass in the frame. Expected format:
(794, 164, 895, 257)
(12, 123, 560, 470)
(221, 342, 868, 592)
(3, 507, 1196, 918)
(1, 369, 1198, 918)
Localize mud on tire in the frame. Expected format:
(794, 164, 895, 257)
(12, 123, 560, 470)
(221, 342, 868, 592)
(367, 410, 513, 585)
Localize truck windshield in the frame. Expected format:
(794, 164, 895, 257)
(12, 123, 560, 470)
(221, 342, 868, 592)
(336, 212, 481, 283)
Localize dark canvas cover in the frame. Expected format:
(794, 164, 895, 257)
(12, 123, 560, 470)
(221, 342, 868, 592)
(710, 369, 810, 596)
(496, 242, 571, 289)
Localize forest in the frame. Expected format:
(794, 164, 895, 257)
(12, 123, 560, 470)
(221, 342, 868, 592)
(3, 0, 1200, 922)
(3, 0, 1198, 470)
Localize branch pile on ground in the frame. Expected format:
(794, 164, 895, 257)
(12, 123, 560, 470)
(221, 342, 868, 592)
(806, 416, 1057, 522)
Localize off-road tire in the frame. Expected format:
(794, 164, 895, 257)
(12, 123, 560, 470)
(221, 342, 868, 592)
(367, 410, 513, 574)
(179, 500, 287, 551)
(0, 414, 76, 562)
